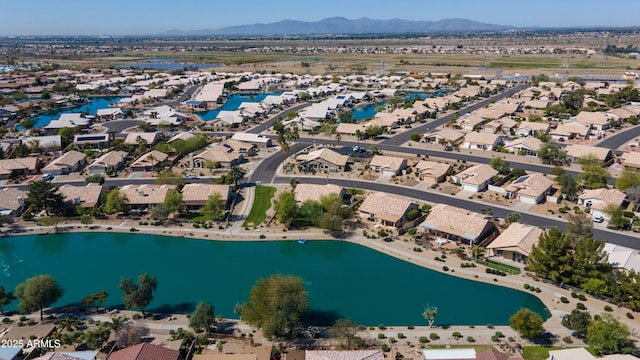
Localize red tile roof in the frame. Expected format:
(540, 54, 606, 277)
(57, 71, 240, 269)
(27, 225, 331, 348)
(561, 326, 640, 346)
(108, 343, 180, 360)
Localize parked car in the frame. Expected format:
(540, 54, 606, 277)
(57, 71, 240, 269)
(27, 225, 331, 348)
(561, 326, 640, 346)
(593, 215, 604, 223)
(183, 174, 198, 180)
(42, 173, 54, 181)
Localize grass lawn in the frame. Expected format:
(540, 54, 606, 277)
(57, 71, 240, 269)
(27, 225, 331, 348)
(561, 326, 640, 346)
(243, 186, 276, 227)
(485, 259, 521, 275)
(428, 345, 495, 352)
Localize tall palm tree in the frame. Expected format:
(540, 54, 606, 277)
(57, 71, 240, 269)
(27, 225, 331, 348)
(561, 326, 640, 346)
(228, 166, 246, 189)
(60, 316, 79, 332)
(107, 316, 130, 335)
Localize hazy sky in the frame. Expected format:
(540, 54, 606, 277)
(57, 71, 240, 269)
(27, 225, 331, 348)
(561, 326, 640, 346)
(0, 0, 632, 36)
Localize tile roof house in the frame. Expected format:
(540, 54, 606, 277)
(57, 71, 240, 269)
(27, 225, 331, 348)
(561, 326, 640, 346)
(305, 350, 384, 360)
(461, 132, 503, 151)
(119, 184, 177, 209)
(451, 164, 498, 192)
(193, 142, 245, 168)
(575, 111, 611, 131)
(482, 117, 518, 134)
(0, 187, 26, 216)
(296, 148, 349, 173)
(414, 160, 452, 184)
(130, 150, 169, 172)
(107, 343, 180, 360)
(564, 144, 612, 164)
(620, 151, 640, 170)
(42, 150, 87, 175)
(550, 122, 590, 141)
(504, 173, 554, 204)
(358, 192, 417, 228)
(516, 121, 550, 137)
(423, 129, 465, 145)
(457, 114, 487, 131)
(58, 183, 104, 210)
(486, 223, 542, 263)
(578, 188, 626, 221)
(548, 348, 595, 360)
(32, 351, 98, 360)
(420, 204, 497, 245)
(181, 183, 230, 209)
(124, 132, 161, 146)
(293, 184, 345, 204)
(87, 150, 128, 174)
(231, 132, 272, 148)
(368, 155, 407, 176)
(0, 157, 40, 179)
(503, 137, 543, 157)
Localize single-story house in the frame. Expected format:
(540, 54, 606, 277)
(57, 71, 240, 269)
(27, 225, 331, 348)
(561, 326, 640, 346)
(413, 160, 451, 184)
(124, 132, 161, 146)
(564, 144, 612, 164)
(578, 188, 626, 221)
(457, 114, 487, 131)
(422, 129, 465, 145)
(42, 150, 87, 175)
(119, 184, 177, 209)
(503, 137, 543, 157)
(504, 173, 553, 204)
(450, 164, 498, 192)
(293, 184, 345, 204)
(22, 135, 62, 152)
(231, 132, 272, 148)
(548, 348, 596, 360)
(73, 133, 110, 149)
(129, 150, 169, 172)
(575, 111, 611, 131)
(358, 192, 417, 228)
(603, 243, 640, 273)
(460, 132, 503, 151)
(306, 350, 383, 360)
(335, 123, 367, 137)
(368, 155, 407, 176)
(486, 223, 542, 263)
(296, 148, 349, 173)
(192, 142, 245, 168)
(33, 351, 98, 360)
(87, 150, 128, 174)
(0, 157, 40, 179)
(181, 183, 231, 210)
(0, 187, 26, 216)
(107, 343, 179, 360)
(550, 122, 591, 141)
(96, 107, 125, 121)
(420, 204, 497, 245)
(482, 117, 518, 134)
(620, 151, 640, 170)
(516, 121, 550, 137)
(58, 183, 104, 211)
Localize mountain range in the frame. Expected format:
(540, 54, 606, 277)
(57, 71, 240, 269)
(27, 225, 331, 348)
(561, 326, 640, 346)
(161, 17, 514, 36)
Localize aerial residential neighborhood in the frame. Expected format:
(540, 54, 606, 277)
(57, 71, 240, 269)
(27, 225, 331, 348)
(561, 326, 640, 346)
(1, 2, 640, 360)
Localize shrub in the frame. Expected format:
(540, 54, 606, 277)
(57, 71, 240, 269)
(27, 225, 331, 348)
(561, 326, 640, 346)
(443, 266, 449, 271)
(397, 333, 406, 339)
(408, 228, 417, 235)
(408, 325, 415, 330)
(627, 312, 635, 319)
(578, 294, 587, 301)
(27, 319, 36, 326)
(604, 305, 613, 312)
(2, 318, 10, 323)
(563, 336, 573, 344)
(535, 287, 542, 293)
(452, 331, 462, 339)
(389, 337, 397, 344)
(378, 324, 387, 330)
(524, 284, 530, 289)
(419, 336, 429, 344)
(495, 331, 504, 337)
(19, 316, 26, 322)
(576, 303, 586, 310)
(560, 297, 569, 303)
(129, 227, 138, 232)
(571, 292, 578, 298)
(381, 344, 390, 352)
(491, 335, 500, 342)
(132, 314, 142, 320)
(467, 336, 475, 343)
(429, 333, 439, 340)
(377, 230, 388, 237)
(378, 333, 386, 339)
(259, 234, 266, 239)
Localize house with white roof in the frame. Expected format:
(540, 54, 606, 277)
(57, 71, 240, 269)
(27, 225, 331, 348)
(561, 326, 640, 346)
(306, 350, 383, 360)
(96, 108, 125, 121)
(231, 132, 272, 148)
(44, 113, 91, 131)
(548, 348, 595, 360)
(486, 223, 542, 263)
(516, 121, 550, 137)
(604, 243, 640, 273)
(451, 164, 498, 192)
(73, 133, 110, 149)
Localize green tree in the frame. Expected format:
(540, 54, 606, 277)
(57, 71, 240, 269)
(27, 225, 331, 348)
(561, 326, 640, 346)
(83, 327, 110, 350)
(565, 213, 594, 243)
(119, 273, 158, 319)
(489, 157, 510, 175)
(189, 301, 215, 333)
(557, 174, 578, 201)
(410, 133, 422, 142)
(571, 238, 608, 286)
(156, 170, 185, 186)
(582, 278, 609, 296)
(201, 193, 225, 221)
(561, 309, 591, 338)
(562, 89, 585, 114)
(527, 227, 573, 283)
(505, 212, 521, 224)
(85, 174, 105, 185)
(240, 274, 309, 338)
(587, 314, 635, 355)
(81, 290, 109, 312)
(579, 155, 609, 189)
(163, 189, 183, 217)
(616, 168, 640, 191)
(106, 315, 130, 336)
(274, 192, 298, 227)
(509, 308, 544, 338)
(25, 180, 65, 216)
(228, 165, 246, 189)
(103, 188, 129, 215)
(58, 127, 78, 147)
(538, 141, 566, 165)
(0, 286, 14, 314)
(317, 193, 352, 231)
(298, 200, 323, 226)
(329, 319, 364, 350)
(15, 274, 64, 320)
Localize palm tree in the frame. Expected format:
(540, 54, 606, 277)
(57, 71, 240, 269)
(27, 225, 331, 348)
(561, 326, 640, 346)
(335, 133, 342, 143)
(107, 316, 130, 335)
(228, 166, 246, 189)
(25, 180, 64, 216)
(472, 245, 485, 262)
(289, 178, 299, 190)
(60, 316, 79, 332)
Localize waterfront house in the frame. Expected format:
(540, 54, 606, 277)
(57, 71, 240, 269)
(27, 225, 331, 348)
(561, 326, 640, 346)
(548, 348, 596, 360)
(358, 192, 417, 228)
(193, 354, 257, 360)
(460, 132, 503, 151)
(33, 351, 98, 360)
(87, 150, 128, 174)
(578, 188, 626, 222)
(96, 107, 125, 121)
(124, 132, 161, 147)
(293, 184, 345, 204)
(504, 173, 553, 204)
(59, 183, 104, 212)
(296, 148, 349, 173)
(420, 204, 496, 245)
(368, 155, 407, 176)
(0, 187, 26, 216)
(22, 135, 62, 152)
(44, 113, 91, 132)
(0, 157, 40, 179)
(73, 133, 110, 149)
(108, 343, 179, 360)
(119, 184, 176, 210)
(486, 223, 542, 263)
(182, 183, 231, 210)
(129, 150, 169, 172)
(42, 150, 87, 175)
(423, 349, 476, 360)
(413, 160, 451, 184)
(306, 350, 383, 360)
(564, 144, 612, 164)
(450, 164, 498, 192)
(503, 137, 542, 157)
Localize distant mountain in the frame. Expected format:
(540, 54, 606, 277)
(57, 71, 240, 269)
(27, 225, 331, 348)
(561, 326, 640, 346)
(161, 17, 514, 36)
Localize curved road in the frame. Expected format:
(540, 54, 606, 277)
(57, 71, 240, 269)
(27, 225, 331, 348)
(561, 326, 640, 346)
(596, 126, 640, 149)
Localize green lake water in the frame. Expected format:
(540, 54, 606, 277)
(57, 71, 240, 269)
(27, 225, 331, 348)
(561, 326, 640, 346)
(0, 232, 549, 326)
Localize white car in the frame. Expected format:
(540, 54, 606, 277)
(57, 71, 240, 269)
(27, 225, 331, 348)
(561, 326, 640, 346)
(593, 216, 604, 223)
(42, 173, 54, 181)
(183, 174, 198, 180)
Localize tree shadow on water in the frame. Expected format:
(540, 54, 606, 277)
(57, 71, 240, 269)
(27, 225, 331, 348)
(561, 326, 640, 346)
(151, 302, 196, 315)
(302, 308, 342, 327)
